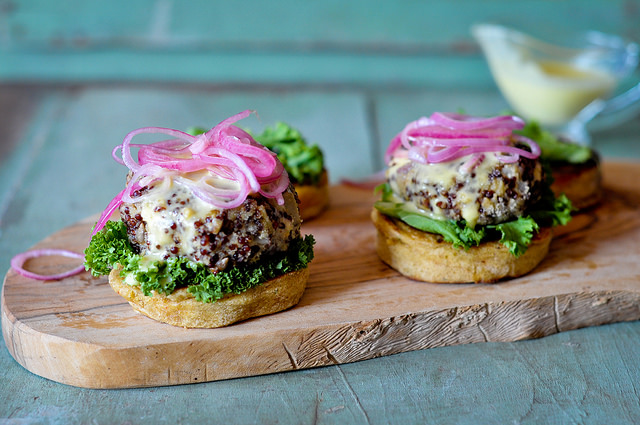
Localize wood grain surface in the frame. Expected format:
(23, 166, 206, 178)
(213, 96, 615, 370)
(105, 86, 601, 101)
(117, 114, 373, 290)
(2, 162, 640, 389)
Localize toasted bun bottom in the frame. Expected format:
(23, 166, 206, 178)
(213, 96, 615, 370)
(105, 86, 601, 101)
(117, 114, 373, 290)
(109, 266, 309, 328)
(371, 209, 552, 284)
(550, 159, 601, 210)
(295, 169, 329, 220)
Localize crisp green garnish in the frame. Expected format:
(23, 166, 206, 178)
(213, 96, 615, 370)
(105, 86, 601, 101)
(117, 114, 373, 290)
(374, 182, 572, 257)
(252, 122, 324, 185)
(515, 121, 593, 164)
(84, 220, 315, 303)
(187, 235, 314, 303)
(84, 220, 134, 276)
(185, 126, 207, 136)
(492, 218, 540, 257)
(529, 191, 573, 227)
(187, 122, 325, 186)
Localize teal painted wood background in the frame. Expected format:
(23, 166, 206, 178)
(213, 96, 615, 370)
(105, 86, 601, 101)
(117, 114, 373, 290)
(1, 0, 640, 86)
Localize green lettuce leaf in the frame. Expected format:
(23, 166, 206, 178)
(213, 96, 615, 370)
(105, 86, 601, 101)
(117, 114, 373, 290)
(84, 220, 315, 303)
(185, 126, 207, 136)
(515, 121, 593, 164)
(374, 182, 572, 257)
(374, 200, 486, 249)
(492, 217, 539, 257)
(252, 122, 325, 185)
(530, 192, 573, 227)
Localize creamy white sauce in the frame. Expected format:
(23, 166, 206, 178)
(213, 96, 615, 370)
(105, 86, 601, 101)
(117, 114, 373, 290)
(137, 178, 224, 258)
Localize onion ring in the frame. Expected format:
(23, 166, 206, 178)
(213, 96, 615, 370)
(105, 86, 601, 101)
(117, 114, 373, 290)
(11, 249, 85, 281)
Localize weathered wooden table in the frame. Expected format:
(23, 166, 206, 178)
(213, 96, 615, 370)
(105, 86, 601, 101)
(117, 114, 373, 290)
(2, 81, 640, 424)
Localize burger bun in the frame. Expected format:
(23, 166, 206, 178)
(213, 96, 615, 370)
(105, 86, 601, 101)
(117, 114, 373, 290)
(371, 209, 552, 284)
(295, 169, 329, 220)
(109, 266, 309, 328)
(549, 157, 601, 210)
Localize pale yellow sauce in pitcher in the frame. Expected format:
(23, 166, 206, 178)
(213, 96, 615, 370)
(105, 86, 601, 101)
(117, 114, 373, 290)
(493, 59, 616, 125)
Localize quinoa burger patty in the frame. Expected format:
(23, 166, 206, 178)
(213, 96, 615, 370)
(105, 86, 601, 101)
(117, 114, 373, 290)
(387, 153, 544, 228)
(120, 179, 301, 273)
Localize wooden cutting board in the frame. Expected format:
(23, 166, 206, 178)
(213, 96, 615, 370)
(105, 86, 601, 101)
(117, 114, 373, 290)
(3, 161, 640, 389)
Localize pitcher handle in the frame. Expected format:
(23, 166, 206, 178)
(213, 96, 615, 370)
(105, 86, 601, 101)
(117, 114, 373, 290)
(573, 81, 640, 129)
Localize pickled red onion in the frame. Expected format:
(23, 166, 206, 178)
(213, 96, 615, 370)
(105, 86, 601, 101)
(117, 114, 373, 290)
(92, 110, 289, 235)
(385, 112, 540, 169)
(429, 112, 525, 130)
(11, 249, 85, 281)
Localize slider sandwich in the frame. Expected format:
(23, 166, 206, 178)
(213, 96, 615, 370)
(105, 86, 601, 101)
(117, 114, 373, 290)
(84, 110, 315, 328)
(372, 112, 572, 283)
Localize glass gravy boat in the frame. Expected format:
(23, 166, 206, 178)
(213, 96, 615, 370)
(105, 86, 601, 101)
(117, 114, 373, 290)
(472, 23, 640, 144)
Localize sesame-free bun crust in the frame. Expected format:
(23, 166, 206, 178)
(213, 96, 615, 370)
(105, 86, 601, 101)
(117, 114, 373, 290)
(550, 158, 601, 210)
(371, 209, 552, 284)
(109, 266, 309, 328)
(295, 169, 329, 220)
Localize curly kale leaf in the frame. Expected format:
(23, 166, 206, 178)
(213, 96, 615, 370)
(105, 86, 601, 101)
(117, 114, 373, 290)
(84, 220, 135, 276)
(187, 234, 315, 303)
